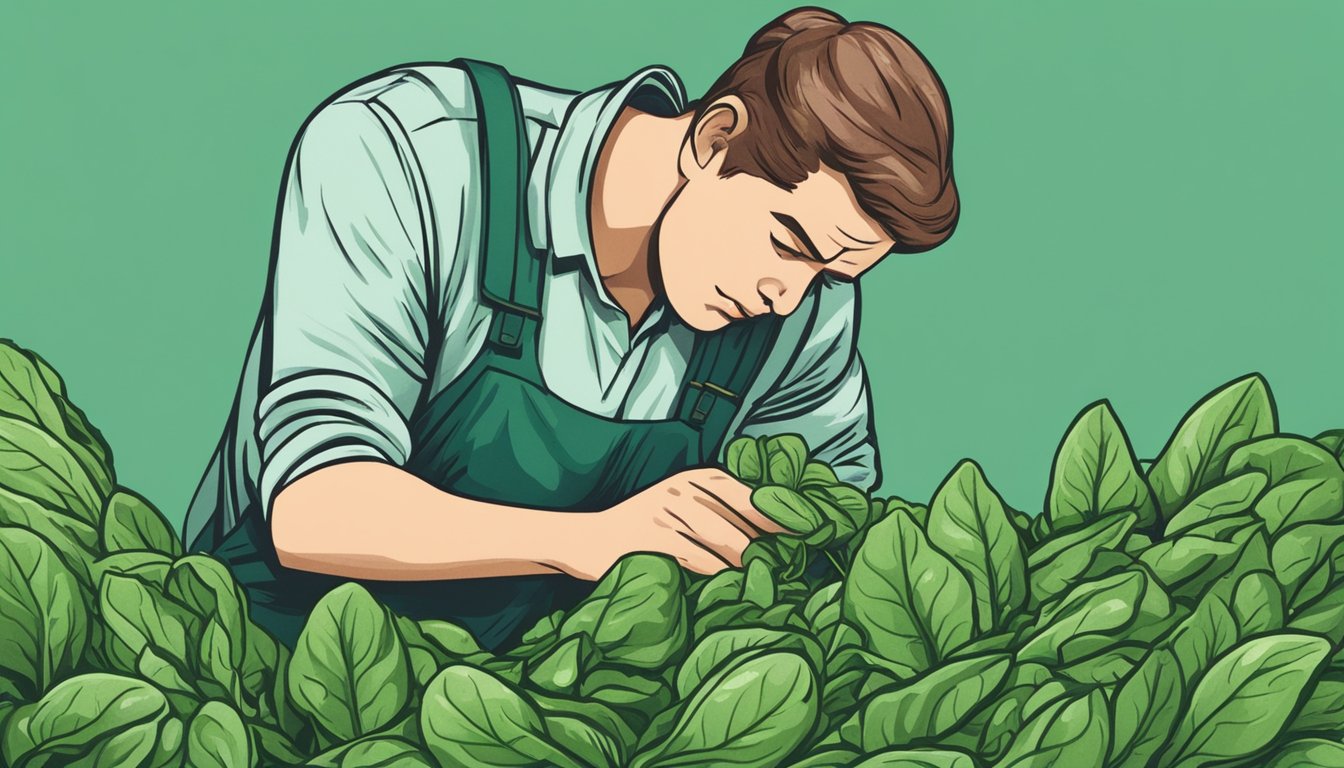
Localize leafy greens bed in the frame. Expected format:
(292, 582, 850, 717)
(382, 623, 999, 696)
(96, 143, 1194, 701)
(2, 337, 1343, 767)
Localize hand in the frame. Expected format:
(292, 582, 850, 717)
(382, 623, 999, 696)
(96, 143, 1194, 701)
(564, 468, 787, 580)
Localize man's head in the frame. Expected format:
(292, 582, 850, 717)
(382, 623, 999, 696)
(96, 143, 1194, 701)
(655, 7, 959, 331)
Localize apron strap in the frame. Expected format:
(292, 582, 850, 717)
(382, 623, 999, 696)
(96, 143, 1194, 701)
(676, 315, 782, 458)
(456, 58, 544, 357)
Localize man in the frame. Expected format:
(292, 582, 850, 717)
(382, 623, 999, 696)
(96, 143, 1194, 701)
(182, 7, 958, 650)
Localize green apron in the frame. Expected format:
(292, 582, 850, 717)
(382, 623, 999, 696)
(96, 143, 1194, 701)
(209, 59, 781, 651)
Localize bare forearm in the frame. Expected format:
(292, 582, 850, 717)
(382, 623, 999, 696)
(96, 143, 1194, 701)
(270, 461, 596, 581)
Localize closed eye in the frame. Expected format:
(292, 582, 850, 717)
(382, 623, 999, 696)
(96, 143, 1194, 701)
(770, 234, 810, 261)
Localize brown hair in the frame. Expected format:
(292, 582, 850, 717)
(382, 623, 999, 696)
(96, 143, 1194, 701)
(693, 7, 959, 253)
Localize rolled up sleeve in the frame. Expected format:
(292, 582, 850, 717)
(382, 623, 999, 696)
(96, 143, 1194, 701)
(736, 282, 880, 492)
(256, 99, 433, 518)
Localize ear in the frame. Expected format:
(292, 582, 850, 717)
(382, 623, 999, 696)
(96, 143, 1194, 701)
(678, 95, 749, 179)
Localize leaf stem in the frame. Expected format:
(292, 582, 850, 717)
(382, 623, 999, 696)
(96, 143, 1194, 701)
(824, 550, 847, 579)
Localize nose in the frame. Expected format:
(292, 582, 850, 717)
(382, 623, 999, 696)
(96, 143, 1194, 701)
(756, 273, 809, 317)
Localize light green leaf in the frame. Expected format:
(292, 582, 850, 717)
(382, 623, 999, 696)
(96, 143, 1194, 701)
(1018, 570, 1144, 665)
(752, 485, 826, 534)
(1027, 512, 1135, 608)
(0, 526, 88, 699)
(630, 651, 818, 768)
(725, 436, 766, 485)
(677, 627, 822, 698)
(1165, 472, 1269, 536)
(1231, 570, 1285, 636)
(0, 486, 98, 588)
(288, 583, 411, 749)
(526, 634, 592, 695)
(1148, 374, 1276, 519)
(0, 416, 102, 526)
(799, 461, 840, 489)
(1048, 400, 1158, 530)
(843, 508, 974, 672)
(559, 554, 687, 670)
(853, 749, 978, 768)
(98, 571, 196, 674)
(1266, 739, 1344, 768)
(0, 342, 112, 496)
(101, 488, 182, 556)
(307, 736, 434, 767)
(421, 665, 584, 768)
(1225, 437, 1344, 535)
(185, 700, 252, 768)
(764, 434, 810, 487)
(1161, 633, 1332, 768)
(926, 460, 1027, 634)
(1288, 676, 1344, 735)
(994, 690, 1110, 768)
(857, 653, 1011, 752)
(1272, 522, 1344, 604)
(1314, 429, 1344, 467)
(0, 673, 169, 768)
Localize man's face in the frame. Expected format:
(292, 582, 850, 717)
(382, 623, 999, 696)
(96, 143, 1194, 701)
(654, 108, 896, 332)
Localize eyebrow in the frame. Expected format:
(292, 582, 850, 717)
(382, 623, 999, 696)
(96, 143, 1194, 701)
(772, 212, 843, 263)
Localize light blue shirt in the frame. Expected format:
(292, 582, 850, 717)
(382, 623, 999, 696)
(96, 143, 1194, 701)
(183, 60, 878, 549)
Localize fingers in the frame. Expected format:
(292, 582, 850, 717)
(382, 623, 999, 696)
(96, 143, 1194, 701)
(661, 505, 751, 569)
(663, 533, 734, 575)
(683, 469, 789, 535)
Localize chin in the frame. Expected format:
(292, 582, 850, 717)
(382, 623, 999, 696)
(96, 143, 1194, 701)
(665, 290, 729, 333)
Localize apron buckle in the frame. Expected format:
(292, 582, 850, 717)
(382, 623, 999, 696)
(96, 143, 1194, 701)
(490, 311, 527, 354)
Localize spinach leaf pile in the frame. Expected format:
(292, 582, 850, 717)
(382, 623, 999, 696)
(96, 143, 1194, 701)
(2, 338, 1342, 767)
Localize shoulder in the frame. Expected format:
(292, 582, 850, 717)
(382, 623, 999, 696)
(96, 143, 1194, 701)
(293, 61, 576, 148)
(771, 279, 862, 392)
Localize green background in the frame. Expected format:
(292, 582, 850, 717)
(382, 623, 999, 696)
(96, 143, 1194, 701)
(2, 1, 1339, 528)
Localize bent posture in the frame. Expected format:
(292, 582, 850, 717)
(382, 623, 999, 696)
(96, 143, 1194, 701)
(183, 8, 958, 650)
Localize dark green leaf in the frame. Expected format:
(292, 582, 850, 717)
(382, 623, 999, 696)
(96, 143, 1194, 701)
(843, 508, 974, 672)
(288, 583, 411, 748)
(927, 460, 1027, 633)
(1047, 401, 1158, 530)
(1148, 374, 1276, 519)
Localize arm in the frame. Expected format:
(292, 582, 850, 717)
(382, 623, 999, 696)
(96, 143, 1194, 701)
(260, 94, 774, 582)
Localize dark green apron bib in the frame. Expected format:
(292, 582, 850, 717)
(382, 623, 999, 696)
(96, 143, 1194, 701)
(209, 59, 781, 651)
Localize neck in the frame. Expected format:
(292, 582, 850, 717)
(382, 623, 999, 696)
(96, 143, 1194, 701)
(590, 106, 690, 330)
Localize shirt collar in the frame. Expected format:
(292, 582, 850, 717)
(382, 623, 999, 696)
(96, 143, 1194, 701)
(539, 65, 688, 280)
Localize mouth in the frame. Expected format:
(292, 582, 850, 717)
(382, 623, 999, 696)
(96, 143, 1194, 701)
(713, 286, 753, 319)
